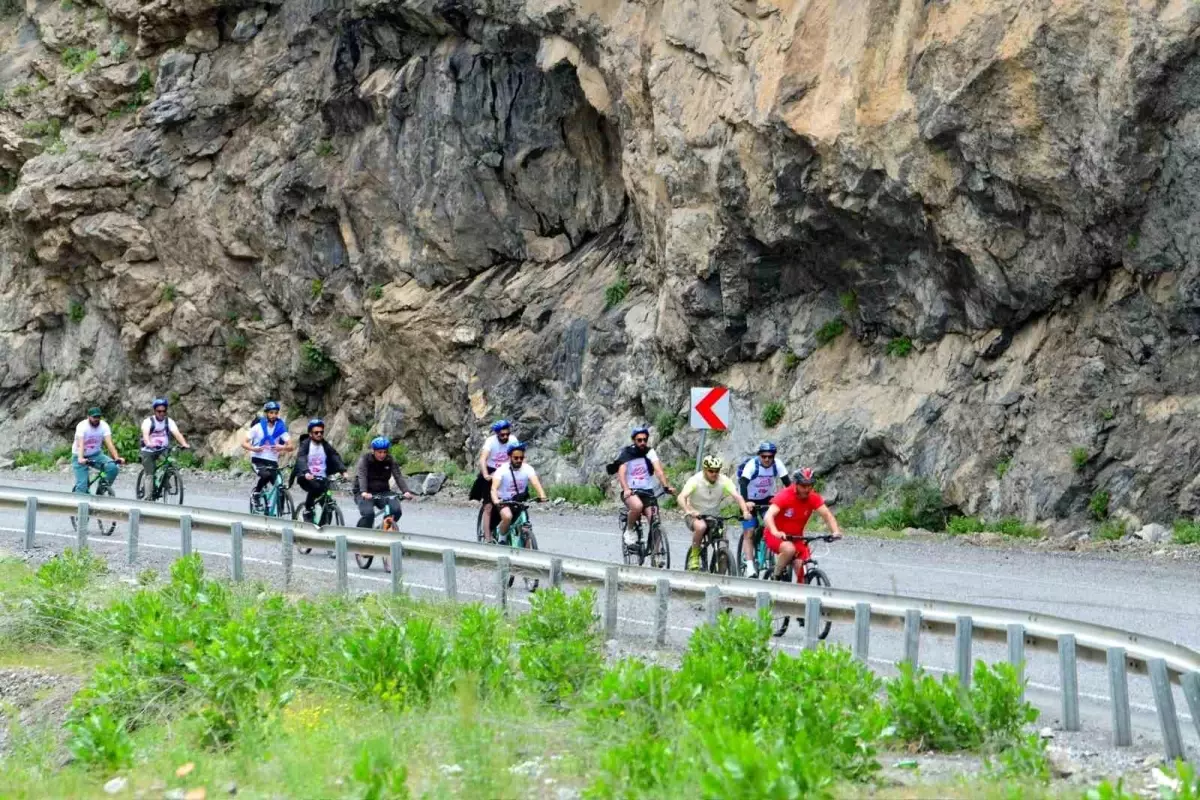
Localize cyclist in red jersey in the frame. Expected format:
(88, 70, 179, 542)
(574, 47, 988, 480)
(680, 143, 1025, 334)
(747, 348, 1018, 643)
(763, 467, 843, 578)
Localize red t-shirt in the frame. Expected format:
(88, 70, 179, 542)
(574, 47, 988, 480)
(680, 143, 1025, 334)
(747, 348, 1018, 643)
(770, 486, 825, 536)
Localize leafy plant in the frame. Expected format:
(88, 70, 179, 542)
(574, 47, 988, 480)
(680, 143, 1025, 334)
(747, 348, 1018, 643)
(449, 605, 513, 698)
(161, 284, 176, 302)
(310, 278, 324, 300)
(653, 409, 677, 440)
(995, 457, 1012, 479)
(547, 484, 605, 505)
(67, 300, 86, 323)
(1071, 447, 1090, 471)
(33, 370, 52, 398)
(556, 438, 576, 456)
(227, 331, 248, 357)
(761, 401, 785, 428)
(886, 337, 913, 357)
(61, 47, 99, 73)
(604, 279, 629, 310)
(351, 738, 411, 800)
(516, 589, 602, 702)
(946, 516, 1040, 538)
(65, 708, 133, 769)
(337, 315, 358, 331)
(203, 454, 232, 471)
(1173, 520, 1200, 545)
(368, 284, 384, 301)
(1089, 490, 1110, 521)
(109, 419, 142, 462)
(336, 616, 448, 709)
(163, 341, 182, 361)
(1100, 407, 1115, 421)
(346, 424, 371, 454)
(300, 341, 336, 378)
(839, 290, 858, 313)
(111, 39, 130, 60)
(783, 349, 800, 369)
(814, 318, 846, 346)
(314, 139, 336, 157)
(1095, 519, 1127, 541)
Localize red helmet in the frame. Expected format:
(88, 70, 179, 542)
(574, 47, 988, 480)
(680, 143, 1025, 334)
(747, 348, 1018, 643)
(793, 467, 817, 486)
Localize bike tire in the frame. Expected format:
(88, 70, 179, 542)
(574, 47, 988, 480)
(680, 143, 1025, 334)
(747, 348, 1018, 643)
(162, 467, 184, 505)
(476, 504, 486, 543)
(711, 542, 732, 576)
(648, 520, 670, 570)
(135, 469, 148, 501)
(803, 567, 833, 640)
(619, 511, 643, 566)
(290, 502, 313, 554)
(381, 512, 395, 572)
(772, 567, 793, 637)
(516, 526, 540, 591)
(355, 553, 374, 570)
(278, 489, 295, 520)
(95, 483, 117, 536)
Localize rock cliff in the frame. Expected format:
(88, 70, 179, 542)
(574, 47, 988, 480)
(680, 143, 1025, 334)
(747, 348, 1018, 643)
(3, 0, 1200, 528)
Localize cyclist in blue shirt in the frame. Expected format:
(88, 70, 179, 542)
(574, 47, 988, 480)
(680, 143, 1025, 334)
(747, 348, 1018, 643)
(240, 401, 295, 511)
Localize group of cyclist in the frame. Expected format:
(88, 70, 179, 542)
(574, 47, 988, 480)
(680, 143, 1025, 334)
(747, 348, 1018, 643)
(70, 403, 841, 580)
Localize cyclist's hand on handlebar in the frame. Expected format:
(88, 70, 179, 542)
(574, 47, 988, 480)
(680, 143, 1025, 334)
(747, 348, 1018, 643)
(304, 472, 313, 481)
(402, 491, 415, 501)
(361, 492, 373, 500)
(665, 486, 677, 495)
(116, 457, 126, 465)
(535, 496, 547, 503)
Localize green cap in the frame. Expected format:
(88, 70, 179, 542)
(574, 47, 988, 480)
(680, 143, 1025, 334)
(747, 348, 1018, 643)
(87, 406, 102, 417)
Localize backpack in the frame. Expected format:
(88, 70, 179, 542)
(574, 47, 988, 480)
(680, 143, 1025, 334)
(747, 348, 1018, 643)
(736, 457, 757, 483)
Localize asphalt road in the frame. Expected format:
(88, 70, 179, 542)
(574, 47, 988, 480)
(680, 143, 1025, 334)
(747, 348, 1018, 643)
(1, 470, 1196, 758)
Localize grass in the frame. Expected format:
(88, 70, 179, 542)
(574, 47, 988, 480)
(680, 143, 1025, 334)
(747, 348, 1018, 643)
(203, 455, 232, 472)
(837, 479, 947, 532)
(61, 47, 99, 73)
(368, 284, 384, 301)
(33, 371, 52, 398)
(547, 484, 605, 505)
(653, 409, 678, 440)
(67, 301, 85, 323)
(163, 342, 182, 361)
(783, 349, 800, 369)
(1095, 519, 1127, 541)
(1089, 490, 1110, 521)
(226, 331, 248, 357)
(12, 445, 74, 470)
(995, 458, 1011, 479)
(839, 290, 858, 313)
(947, 516, 1041, 539)
(1071, 447, 1089, 471)
(346, 424, 371, 455)
(886, 337, 913, 358)
(1173, 520, 1200, 545)
(337, 315, 358, 331)
(310, 278, 324, 300)
(0, 556, 1049, 798)
(556, 438, 576, 456)
(815, 318, 847, 346)
(761, 401, 785, 428)
(1100, 407, 1115, 421)
(314, 139, 336, 157)
(161, 284, 176, 303)
(603, 278, 629, 310)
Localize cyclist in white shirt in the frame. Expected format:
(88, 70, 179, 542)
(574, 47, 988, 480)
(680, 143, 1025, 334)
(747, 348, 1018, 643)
(678, 454, 753, 571)
(738, 441, 791, 575)
(489, 441, 547, 543)
(470, 419, 514, 541)
(240, 400, 294, 511)
(616, 425, 677, 546)
(73, 406, 125, 492)
(139, 397, 190, 499)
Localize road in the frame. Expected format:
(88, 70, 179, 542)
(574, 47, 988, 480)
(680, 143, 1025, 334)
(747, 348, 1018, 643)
(1, 470, 1196, 759)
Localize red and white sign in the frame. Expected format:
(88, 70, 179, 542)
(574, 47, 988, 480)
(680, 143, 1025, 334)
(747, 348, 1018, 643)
(690, 387, 730, 431)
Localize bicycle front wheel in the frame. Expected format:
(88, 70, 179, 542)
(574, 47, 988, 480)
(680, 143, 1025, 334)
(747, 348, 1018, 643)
(95, 483, 118, 536)
(648, 521, 670, 570)
(517, 526, 539, 591)
(771, 567, 792, 637)
(803, 567, 833, 641)
(476, 505, 486, 543)
(162, 468, 184, 505)
(710, 542, 732, 576)
(135, 469, 148, 501)
(278, 489, 295, 519)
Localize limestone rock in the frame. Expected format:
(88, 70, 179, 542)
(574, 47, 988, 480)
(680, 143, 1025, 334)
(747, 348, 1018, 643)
(1133, 523, 1171, 544)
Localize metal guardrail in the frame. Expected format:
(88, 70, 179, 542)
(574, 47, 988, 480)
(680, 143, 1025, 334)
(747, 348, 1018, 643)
(2, 484, 1198, 761)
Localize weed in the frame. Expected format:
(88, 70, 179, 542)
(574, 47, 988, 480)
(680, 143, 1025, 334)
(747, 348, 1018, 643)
(604, 279, 629, 310)
(22, 118, 61, 139)
(653, 409, 678, 440)
(346, 424, 371, 454)
(314, 139, 336, 157)
(1126, 232, 1140, 250)
(516, 589, 601, 702)
(839, 290, 858, 313)
(174, 450, 200, 469)
(227, 331, 248, 357)
(300, 341, 336, 381)
(203, 454, 232, 472)
(449, 605, 512, 698)
(161, 284, 176, 302)
(1173, 520, 1200, 545)
(61, 47, 99, 74)
(995, 458, 1012, 479)
(547, 484, 605, 505)
(946, 516, 1041, 538)
(1071, 447, 1090, 471)
(783, 349, 800, 369)
(310, 278, 323, 300)
(887, 336, 913, 357)
(556, 438, 576, 456)
(33, 370, 52, 398)
(815, 318, 846, 346)
(761, 401, 785, 428)
(1100, 407, 1115, 421)
(65, 708, 133, 769)
(337, 315, 358, 331)
(1089, 490, 1110, 521)
(67, 300, 85, 323)
(163, 342, 182, 361)
(368, 284, 384, 301)
(351, 738, 411, 800)
(13, 450, 53, 469)
(1096, 519, 1127, 541)
(11, 83, 32, 98)
(0, 169, 15, 194)
(134, 68, 152, 95)
(336, 615, 448, 709)
(109, 418, 142, 462)
(111, 39, 130, 60)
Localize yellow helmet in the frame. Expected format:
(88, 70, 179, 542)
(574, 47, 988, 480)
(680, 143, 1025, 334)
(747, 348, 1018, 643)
(702, 454, 723, 471)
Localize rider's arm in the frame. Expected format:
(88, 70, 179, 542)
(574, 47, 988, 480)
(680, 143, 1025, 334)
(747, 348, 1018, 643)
(677, 475, 698, 515)
(489, 471, 504, 506)
(726, 479, 752, 519)
(477, 443, 491, 476)
(278, 435, 295, 454)
(529, 474, 548, 502)
(763, 503, 782, 536)
(651, 459, 674, 493)
(74, 434, 86, 464)
(140, 418, 153, 448)
(816, 505, 843, 538)
(103, 433, 122, 462)
(357, 455, 370, 497)
(241, 430, 258, 453)
(616, 461, 630, 496)
(389, 461, 413, 496)
(170, 420, 189, 448)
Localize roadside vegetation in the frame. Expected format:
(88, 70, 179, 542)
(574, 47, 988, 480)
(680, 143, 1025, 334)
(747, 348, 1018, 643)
(0, 551, 1070, 798)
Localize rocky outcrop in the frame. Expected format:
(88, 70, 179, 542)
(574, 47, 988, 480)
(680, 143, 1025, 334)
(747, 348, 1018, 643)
(3, 0, 1200, 529)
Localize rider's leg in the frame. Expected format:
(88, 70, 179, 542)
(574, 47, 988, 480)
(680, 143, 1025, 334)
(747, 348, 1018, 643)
(385, 495, 402, 521)
(297, 477, 318, 522)
(93, 453, 118, 487)
(355, 496, 376, 528)
(686, 515, 706, 570)
(497, 505, 514, 538)
(772, 540, 797, 579)
(251, 459, 274, 494)
(140, 450, 159, 496)
(71, 459, 89, 493)
(623, 493, 645, 544)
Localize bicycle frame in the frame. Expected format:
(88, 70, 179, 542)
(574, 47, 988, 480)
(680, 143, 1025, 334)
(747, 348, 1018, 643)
(496, 502, 530, 547)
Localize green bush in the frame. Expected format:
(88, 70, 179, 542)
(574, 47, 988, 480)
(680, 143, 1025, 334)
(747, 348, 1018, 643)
(839, 290, 858, 313)
(1089, 490, 1110, 521)
(516, 588, 601, 703)
(62, 47, 99, 73)
(174, 450, 200, 469)
(783, 350, 800, 369)
(886, 337, 913, 357)
(761, 401, 785, 428)
(335, 616, 448, 710)
(346, 424, 371, 454)
(161, 284, 176, 302)
(314, 139, 336, 157)
(68, 300, 86, 323)
(653, 408, 677, 440)
(13, 450, 55, 469)
(547, 484, 605, 505)
(1095, 519, 1127, 541)
(995, 458, 1011, 479)
(814, 318, 846, 346)
(450, 604, 513, 698)
(203, 454, 232, 471)
(947, 516, 1040, 538)
(227, 331, 248, 357)
(65, 708, 133, 769)
(368, 284, 384, 301)
(337, 315, 358, 331)
(109, 418, 142, 463)
(556, 438, 576, 456)
(310, 278, 324, 299)
(1173, 520, 1200, 545)
(603, 279, 629, 310)
(1071, 447, 1090, 471)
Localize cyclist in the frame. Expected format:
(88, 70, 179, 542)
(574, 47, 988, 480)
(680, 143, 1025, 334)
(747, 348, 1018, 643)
(72, 406, 125, 493)
(139, 397, 190, 499)
(678, 454, 753, 571)
(470, 419, 513, 541)
(616, 425, 676, 548)
(354, 436, 415, 528)
(241, 401, 294, 512)
(738, 441, 791, 575)
(488, 441, 547, 543)
(290, 418, 347, 524)
(762, 467, 843, 579)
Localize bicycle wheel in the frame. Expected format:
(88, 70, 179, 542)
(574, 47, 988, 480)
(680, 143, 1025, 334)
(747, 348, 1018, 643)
(135, 469, 148, 501)
(380, 512, 395, 572)
(278, 488, 295, 519)
(770, 566, 793, 637)
(291, 502, 313, 554)
(620, 512, 643, 566)
(710, 542, 732, 576)
(161, 467, 183, 505)
(802, 567, 833, 640)
(95, 483, 118, 536)
(648, 519, 670, 569)
(355, 553, 374, 569)
(516, 526, 540, 591)
(476, 504, 486, 543)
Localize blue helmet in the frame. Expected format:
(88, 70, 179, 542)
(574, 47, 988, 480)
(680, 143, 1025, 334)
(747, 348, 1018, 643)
(631, 425, 650, 438)
(491, 419, 512, 433)
(307, 418, 325, 431)
(370, 436, 391, 450)
(757, 441, 777, 454)
(263, 400, 281, 411)
(506, 441, 527, 455)
(151, 397, 168, 410)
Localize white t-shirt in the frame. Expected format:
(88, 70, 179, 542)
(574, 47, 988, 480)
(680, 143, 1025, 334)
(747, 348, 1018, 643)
(483, 435, 511, 471)
(495, 463, 537, 501)
(307, 442, 328, 478)
(739, 457, 790, 501)
(75, 420, 111, 458)
(624, 448, 660, 491)
(141, 416, 180, 450)
(248, 418, 290, 463)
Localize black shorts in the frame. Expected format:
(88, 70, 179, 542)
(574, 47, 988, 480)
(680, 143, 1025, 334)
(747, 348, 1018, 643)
(469, 472, 492, 502)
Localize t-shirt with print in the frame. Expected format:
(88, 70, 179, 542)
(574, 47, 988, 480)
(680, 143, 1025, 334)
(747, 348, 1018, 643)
(680, 472, 739, 516)
(483, 435, 511, 472)
(740, 457, 790, 501)
(248, 418, 290, 463)
(495, 463, 537, 501)
(623, 448, 660, 491)
(769, 485, 826, 536)
(141, 416, 180, 451)
(307, 442, 328, 478)
(75, 420, 112, 458)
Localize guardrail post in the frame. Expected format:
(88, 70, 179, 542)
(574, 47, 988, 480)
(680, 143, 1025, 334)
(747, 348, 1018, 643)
(1182, 672, 1200, 744)
(804, 598, 822, 651)
(442, 551, 457, 602)
(1107, 647, 1132, 747)
(126, 509, 139, 566)
(604, 566, 619, 638)
(281, 527, 294, 590)
(549, 557, 563, 589)
(756, 591, 771, 619)
(230, 522, 244, 583)
(496, 556, 510, 611)
(853, 603, 870, 662)
(1007, 624, 1026, 700)
(902, 609, 921, 667)
(955, 616, 973, 687)
(75, 502, 89, 550)
(704, 585, 720, 626)
(179, 514, 192, 557)
(22, 497, 36, 550)
(334, 535, 348, 595)
(1148, 659, 1184, 762)
(1058, 634, 1080, 732)
(655, 579, 670, 647)
(389, 542, 403, 595)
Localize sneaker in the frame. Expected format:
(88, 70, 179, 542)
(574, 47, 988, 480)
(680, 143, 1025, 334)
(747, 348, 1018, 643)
(686, 549, 701, 571)
(622, 527, 638, 547)
(742, 561, 756, 578)
(250, 492, 264, 513)
(302, 509, 315, 525)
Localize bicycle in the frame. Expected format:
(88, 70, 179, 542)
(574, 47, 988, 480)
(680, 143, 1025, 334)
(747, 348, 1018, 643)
(495, 498, 543, 591)
(738, 529, 835, 638)
(684, 514, 743, 576)
(618, 489, 670, 569)
(250, 467, 294, 519)
(294, 478, 345, 556)
(136, 445, 185, 505)
(69, 461, 118, 537)
(354, 492, 401, 572)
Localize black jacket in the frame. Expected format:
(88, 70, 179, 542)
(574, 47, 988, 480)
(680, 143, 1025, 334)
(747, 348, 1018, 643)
(289, 435, 347, 485)
(355, 452, 412, 495)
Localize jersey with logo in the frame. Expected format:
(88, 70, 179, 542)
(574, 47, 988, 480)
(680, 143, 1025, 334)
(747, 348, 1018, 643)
(483, 435, 511, 471)
(770, 486, 825, 536)
(75, 420, 111, 458)
(624, 448, 660, 491)
(307, 442, 328, 478)
(496, 463, 537, 501)
(141, 416, 180, 450)
(680, 471, 738, 516)
(248, 418, 290, 463)
(740, 457, 790, 501)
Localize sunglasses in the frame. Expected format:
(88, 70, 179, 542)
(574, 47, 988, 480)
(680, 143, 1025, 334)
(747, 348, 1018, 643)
(311, 430, 324, 436)
(704, 468, 719, 475)
(633, 437, 648, 444)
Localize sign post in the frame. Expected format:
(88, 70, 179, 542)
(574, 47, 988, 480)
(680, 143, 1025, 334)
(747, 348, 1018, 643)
(690, 387, 730, 471)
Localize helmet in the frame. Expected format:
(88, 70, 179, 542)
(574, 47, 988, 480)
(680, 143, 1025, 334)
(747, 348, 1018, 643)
(631, 425, 650, 438)
(151, 397, 168, 410)
(506, 441, 527, 455)
(307, 418, 325, 431)
(491, 419, 512, 433)
(702, 454, 724, 470)
(756, 441, 777, 454)
(263, 400, 281, 411)
(370, 436, 391, 450)
(793, 467, 816, 486)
